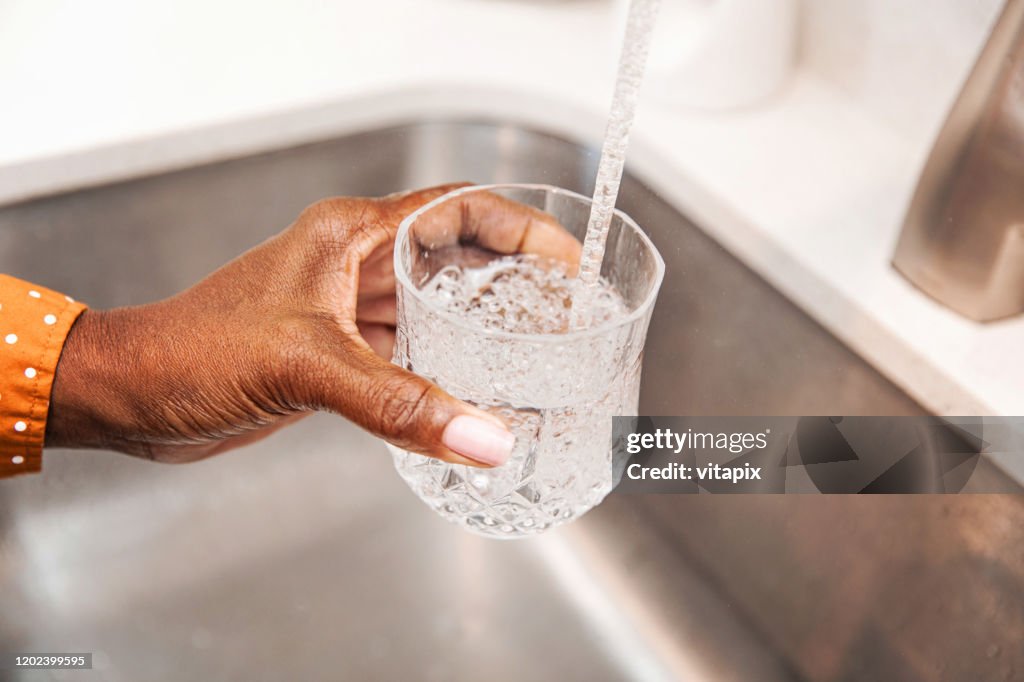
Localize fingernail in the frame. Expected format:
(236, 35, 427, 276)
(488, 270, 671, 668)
(442, 415, 515, 466)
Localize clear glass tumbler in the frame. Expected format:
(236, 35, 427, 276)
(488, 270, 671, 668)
(389, 184, 664, 538)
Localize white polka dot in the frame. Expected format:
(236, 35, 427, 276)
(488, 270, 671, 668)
(14, 421, 27, 432)
(4, 333, 16, 344)
(43, 314, 57, 325)
(24, 367, 37, 379)
(11, 455, 24, 465)
(65, 295, 75, 303)
(28, 290, 41, 298)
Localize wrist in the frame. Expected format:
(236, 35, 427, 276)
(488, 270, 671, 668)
(46, 308, 142, 451)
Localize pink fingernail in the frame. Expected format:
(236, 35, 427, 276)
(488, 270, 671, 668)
(442, 415, 515, 466)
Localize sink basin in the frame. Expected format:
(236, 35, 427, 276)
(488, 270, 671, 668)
(1, 121, 1022, 682)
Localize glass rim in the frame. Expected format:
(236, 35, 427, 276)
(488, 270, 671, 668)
(393, 183, 666, 343)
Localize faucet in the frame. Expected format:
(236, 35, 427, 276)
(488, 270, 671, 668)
(893, 0, 1024, 322)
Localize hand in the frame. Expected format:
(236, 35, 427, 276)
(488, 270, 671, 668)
(45, 184, 581, 467)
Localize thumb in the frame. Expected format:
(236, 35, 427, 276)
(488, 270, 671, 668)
(310, 335, 515, 468)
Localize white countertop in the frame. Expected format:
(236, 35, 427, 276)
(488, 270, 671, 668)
(2, 0, 1021, 428)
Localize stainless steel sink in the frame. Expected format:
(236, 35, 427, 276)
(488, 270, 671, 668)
(1, 122, 1022, 682)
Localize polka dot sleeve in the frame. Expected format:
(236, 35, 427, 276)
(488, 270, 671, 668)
(0, 274, 87, 479)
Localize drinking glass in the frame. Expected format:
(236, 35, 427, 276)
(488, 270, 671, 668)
(389, 184, 664, 538)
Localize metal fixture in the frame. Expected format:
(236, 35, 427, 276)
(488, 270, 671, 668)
(894, 0, 1024, 321)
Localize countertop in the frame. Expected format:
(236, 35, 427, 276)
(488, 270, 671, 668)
(1, 0, 1021, 424)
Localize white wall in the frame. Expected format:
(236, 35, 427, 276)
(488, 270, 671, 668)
(799, 0, 1004, 139)
(0, 0, 1009, 168)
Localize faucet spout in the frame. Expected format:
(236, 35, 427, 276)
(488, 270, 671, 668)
(893, 0, 1024, 322)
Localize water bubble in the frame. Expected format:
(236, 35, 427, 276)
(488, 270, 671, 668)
(421, 255, 626, 334)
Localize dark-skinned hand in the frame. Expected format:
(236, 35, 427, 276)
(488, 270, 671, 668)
(45, 184, 581, 468)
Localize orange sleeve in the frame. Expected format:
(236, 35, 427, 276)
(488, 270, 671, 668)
(0, 274, 87, 479)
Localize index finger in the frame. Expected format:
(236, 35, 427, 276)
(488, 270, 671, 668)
(410, 189, 582, 270)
